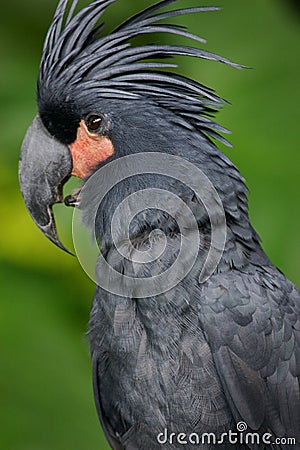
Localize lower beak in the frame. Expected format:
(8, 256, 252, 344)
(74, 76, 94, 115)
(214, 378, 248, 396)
(19, 115, 73, 253)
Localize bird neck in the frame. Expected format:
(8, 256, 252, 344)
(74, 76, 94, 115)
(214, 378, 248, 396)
(80, 107, 269, 274)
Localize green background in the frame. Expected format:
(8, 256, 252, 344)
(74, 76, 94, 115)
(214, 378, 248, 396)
(1, 1, 299, 449)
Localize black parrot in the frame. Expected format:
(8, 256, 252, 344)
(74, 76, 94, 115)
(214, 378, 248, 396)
(19, 1, 300, 449)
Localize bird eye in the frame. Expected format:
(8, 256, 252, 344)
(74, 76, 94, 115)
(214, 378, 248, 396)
(86, 115, 103, 132)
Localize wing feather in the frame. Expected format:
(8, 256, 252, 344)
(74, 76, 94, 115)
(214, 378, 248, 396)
(200, 270, 300, 444)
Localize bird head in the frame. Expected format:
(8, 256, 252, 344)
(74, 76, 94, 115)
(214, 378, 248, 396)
(19, 0, 238, 253)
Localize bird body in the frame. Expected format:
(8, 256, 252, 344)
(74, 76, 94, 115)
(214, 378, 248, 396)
(90, 267, 300, 449)
(19, 1, 300, 449)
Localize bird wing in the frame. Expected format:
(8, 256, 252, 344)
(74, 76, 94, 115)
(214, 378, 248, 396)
(92, 355, 124, 450)
(199, 269, 300, 443)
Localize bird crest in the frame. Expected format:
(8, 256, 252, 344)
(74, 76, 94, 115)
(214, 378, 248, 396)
(38, 0, 240, 146)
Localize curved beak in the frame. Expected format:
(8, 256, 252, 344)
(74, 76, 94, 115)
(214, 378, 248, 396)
(19, 115, 73, 254)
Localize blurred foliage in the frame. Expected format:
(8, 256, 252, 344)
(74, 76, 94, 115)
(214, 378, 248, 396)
(0, 1, 299, 449)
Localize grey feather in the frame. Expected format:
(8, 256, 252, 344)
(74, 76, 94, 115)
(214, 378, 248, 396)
(36, 1, 300, 449)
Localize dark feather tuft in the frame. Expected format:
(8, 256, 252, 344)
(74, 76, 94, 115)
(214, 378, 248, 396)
(38, 0, 241, 144)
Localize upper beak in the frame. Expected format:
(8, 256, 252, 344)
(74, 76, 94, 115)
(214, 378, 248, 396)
(19, 115, 73, 253)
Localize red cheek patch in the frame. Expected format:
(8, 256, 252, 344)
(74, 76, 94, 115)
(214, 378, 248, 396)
(69, 119, 114, 179)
